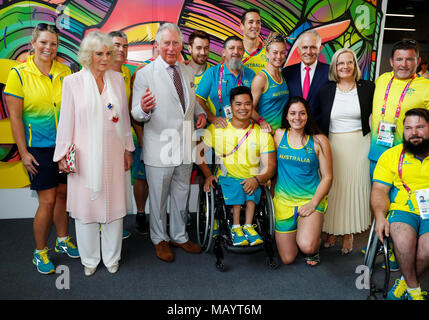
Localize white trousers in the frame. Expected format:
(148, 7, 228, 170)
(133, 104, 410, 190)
(75, 218, 123, 268)
(145, 164, 192, 245)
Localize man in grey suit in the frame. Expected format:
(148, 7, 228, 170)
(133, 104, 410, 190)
(131, 23, 207, 262)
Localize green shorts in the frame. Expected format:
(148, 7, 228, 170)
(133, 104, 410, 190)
(275, 207, 299, 233)
(387, 210, 429, 236)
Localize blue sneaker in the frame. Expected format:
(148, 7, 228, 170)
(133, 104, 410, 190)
(386, 278, 407, 300)
(242, 224, 264, 246)
(382, 249, 400, 271)
(33, 248, 55, 274)
(231, 226, 249, 246)
(55, 236, 80, 258)
(122, 229, 131, 239)
(407, 288, 427, 300)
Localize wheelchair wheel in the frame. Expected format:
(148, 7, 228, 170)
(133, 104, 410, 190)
(254, 186, 275, 237)
(196, 184, 215, 253)
(364, 219, 390, 300)
(363, 219, 376, 266)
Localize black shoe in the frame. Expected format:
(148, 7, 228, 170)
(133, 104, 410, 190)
(136, 212, 149, 234)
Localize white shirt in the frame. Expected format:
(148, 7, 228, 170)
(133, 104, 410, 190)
(329, 87, 362, 133)
(300, 60, 318, 89)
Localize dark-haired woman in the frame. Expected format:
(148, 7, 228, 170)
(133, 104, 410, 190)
(273, 96, 333, 266)
(5, 23, 78, 275)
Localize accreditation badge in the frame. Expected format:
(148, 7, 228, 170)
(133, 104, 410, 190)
(376, 121, 396, 147)
(415, 189, 429, 220)
(224, 105, 233, 119)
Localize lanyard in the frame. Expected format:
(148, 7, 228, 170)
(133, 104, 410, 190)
(220, 121, 255, 158)
(380, 74, 416, 123)
(398, 148, 413, 198)
(218, 63, 243, 107)
(242, 42, 263, 64)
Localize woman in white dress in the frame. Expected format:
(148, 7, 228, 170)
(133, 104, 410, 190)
(54, 31, 134, 276)
(317, 48, 375, 254)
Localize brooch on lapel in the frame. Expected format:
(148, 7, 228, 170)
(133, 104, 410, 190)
(107, 103, 119, 123)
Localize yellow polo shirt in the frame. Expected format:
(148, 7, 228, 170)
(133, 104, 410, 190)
(201, 120, 275, 179)
(373, 144, 429, 215)
(4, 55, 71, 147)
(121, 64, 131, 104)
(369, 72, 429, 162)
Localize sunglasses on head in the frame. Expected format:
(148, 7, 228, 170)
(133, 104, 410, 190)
(36, 23, 60, 34)
(274, 34, 285, 42)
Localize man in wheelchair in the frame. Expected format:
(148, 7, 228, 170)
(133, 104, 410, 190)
(371, 108, 429, 300)
(197, 86, 276, 246)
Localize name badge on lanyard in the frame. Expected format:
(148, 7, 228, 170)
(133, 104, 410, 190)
(376, 122, 396, 147)
(223, 105, 233, 119)
(218, 63, 242, 118)
(376, 75, 416, 147)
(415, 189, 429, 220)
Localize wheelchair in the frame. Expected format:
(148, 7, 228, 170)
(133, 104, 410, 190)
(194, 178, 279, 272)
(363, 219, 391, 300)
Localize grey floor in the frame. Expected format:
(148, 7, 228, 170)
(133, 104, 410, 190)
(0, 214, 427, 302)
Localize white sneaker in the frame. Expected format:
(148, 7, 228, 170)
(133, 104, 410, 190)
(107, 264, 119, 274)
(84, 266, 97, 276)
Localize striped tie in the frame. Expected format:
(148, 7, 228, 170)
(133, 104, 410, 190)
(170, 65, 186, 113)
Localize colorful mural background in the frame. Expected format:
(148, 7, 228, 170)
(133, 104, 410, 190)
(0, 0, 386, 188)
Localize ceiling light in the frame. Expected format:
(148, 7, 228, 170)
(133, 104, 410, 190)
(384, 27, 416, 31)
(386, 13, 415, 17)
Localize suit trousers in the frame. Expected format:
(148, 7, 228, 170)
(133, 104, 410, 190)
(145, 163, 193, 245)
(75, 218, 123, 268)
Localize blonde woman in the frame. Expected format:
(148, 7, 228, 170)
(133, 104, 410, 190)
(318, 48, 375, 254)
(251, 32, 289, 133)
(54, 31, 134, 276)
(5, 23, 78, 275)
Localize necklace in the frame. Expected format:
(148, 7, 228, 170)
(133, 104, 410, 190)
(337, 82, 356, 93)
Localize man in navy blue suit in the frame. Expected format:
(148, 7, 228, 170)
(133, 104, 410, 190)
(282, 30, 329, 125)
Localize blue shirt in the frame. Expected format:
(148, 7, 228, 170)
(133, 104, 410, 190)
(196, 63, 255, 118)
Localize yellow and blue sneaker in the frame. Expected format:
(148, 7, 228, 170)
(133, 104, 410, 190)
(382, 249, 400, 272)
(407, 288, 427, 300)
(242, 224, 264, 246)
(231, 226, 249, 246)
(55, 236, 80, 258)
(33, 248, 55, 275)
(386, 278, 407, 300)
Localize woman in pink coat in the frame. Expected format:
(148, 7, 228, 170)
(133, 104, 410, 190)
(54, 31, 134, 276)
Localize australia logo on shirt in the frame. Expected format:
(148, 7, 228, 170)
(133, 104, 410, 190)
(406, 88, 415, 96)
(249, 142, 257, 149)
(305, 147, 314, 154)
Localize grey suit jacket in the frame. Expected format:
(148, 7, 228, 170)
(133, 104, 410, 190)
(131, 57, 205, 167)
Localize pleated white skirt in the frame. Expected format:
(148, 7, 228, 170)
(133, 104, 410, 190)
(322, 131, 371, 235)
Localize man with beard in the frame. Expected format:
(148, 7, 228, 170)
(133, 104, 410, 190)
(187, 30, 211, 88)
(371, 108, 429, 300)
(196, 35, 256, 129)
